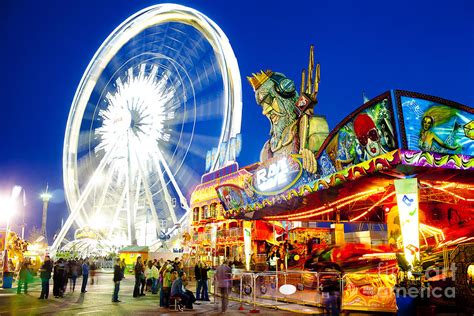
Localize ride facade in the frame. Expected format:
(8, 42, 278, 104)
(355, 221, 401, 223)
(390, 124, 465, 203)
(188, 45, 474, 313)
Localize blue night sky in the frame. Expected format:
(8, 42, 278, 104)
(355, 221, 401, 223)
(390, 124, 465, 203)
(1, 0, 473, 240)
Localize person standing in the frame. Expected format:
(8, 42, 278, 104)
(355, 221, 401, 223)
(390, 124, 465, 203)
(194, 261, 202, 300)
(151, 261, 159, 294)
(133, 256, 145, 297)
(39, 255, 53, 299)
(90, 260, 97, 285)
(53, 259, 62, 298)
(200, 262, 210, 301)
(215, 260, 232, 312)
(120, 258, 126, 279)
(112, 258, 123, 303)
(17, 259, 30, 294)
(69, 259, 79, 292)
(268, 249, 278, 271)
(160, 264, 172, 307)
(8, 259, 15, 273)
(81, 259, 89, 293)
(145, 261, 152, 292)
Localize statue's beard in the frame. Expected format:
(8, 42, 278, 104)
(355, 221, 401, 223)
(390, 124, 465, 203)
(269, 115, 294, 151)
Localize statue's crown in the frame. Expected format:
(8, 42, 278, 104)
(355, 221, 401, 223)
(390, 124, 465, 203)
(247, 70, 273, 91)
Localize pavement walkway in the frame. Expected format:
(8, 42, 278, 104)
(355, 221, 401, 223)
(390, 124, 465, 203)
(0, 273, 315, 315)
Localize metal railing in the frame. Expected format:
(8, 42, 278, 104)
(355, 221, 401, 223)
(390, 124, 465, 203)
(209, 269, 341, 312)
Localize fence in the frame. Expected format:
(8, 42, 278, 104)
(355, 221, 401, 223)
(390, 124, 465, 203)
(210, 269, 341, 312)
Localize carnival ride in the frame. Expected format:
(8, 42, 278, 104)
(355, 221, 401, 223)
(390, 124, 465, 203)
(51, 4, 242, 256)
(188, 86, 473, 312)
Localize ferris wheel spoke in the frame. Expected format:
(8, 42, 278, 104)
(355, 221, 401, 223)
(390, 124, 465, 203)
(166, 130, 219, 159)
(125, 164, 134, 245)
(133, 148, 161, 237)
(107, 183, 128, 239)
(155, 148, 191, 214)
(92, 166, 115, 219)
(125, 135, 137, 245)
(133, 172, 141, 224)
(153, 153, 178, 225)
(52, 145, 117, 255)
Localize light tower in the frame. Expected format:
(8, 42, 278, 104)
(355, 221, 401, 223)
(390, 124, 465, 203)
(40, 186, 52, 241)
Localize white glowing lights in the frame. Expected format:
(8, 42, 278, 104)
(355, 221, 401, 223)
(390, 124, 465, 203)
(95, 65, 174, 173)
(394, 178, 420, 265)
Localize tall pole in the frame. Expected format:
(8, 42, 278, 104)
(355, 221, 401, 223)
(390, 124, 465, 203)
(40, 185, 52, 243)
(21, 189, 26, 239)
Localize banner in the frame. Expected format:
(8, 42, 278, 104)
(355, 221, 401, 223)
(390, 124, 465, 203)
(243, 221, 252, 271)
(0, 231, 6, 251)
(400, 95, 473, 155)
(394, 178, 420, 265)
(342, 273, 397, 312)
(317, 95, 397, 176)
(210, 225, 217, 249)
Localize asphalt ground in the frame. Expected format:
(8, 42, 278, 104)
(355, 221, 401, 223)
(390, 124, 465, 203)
(0, 273, 300, 315)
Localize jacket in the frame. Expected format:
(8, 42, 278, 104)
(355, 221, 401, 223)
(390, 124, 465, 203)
(215, 264, 231, 288)
(170, 277, 184, 296)
(40, 260, 53, 279)
(113, 263, 122, 282)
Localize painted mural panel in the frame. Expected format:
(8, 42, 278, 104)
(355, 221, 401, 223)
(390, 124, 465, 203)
(317, 97, 398, 177)
(400, 96, 473, 155)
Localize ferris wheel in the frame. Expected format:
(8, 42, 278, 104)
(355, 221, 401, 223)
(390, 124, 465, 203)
(51, 4, 242, 254)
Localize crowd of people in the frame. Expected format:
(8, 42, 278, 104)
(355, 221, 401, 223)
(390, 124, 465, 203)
(12, 256, 100, 298)
(12, 254, 233, 312)
(112, 256, 232, 312)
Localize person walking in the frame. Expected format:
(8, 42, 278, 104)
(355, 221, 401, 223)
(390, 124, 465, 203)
(39, 255, 53, 299)
(112, 258, 123, 303)
(215, 260, 232, 312)
(81, 259, 89, 293)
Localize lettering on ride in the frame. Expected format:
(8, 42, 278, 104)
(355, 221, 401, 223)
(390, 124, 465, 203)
(255, 159, 289, 191)
(253, 156, 302, 195)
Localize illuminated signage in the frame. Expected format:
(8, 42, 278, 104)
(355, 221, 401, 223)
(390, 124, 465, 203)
(342, 273, 397, 312)
(243, 221, 252, 271)
(394, 178, 420, 265)
(252, 155, 302, 195)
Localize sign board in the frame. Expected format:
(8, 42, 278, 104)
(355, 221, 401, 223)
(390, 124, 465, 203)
(394, 178, 420, 264)
(251, 155, 302, 195)
(342, 273, 397, 312)
(399, 94, 473, 155)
